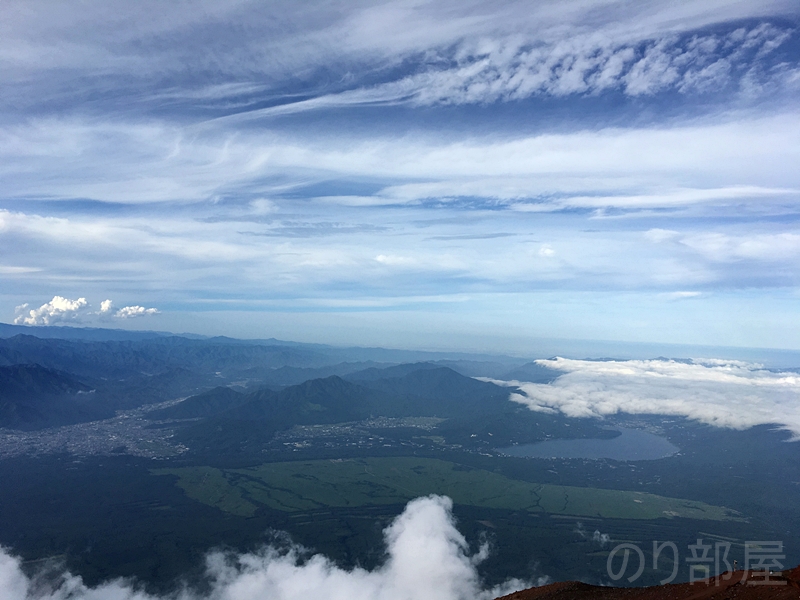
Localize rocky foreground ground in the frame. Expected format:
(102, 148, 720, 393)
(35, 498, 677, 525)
(497, 566, 800, 599)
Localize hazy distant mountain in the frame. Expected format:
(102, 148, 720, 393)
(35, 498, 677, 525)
(352, 366, 509, 417)
(431, 359, 527, 378)
(0, 363, 91, 397)
(223, 376, 376, 424)
(500, 361, 563, 383)
(0, 335, 574, 444)
(171, 376, 383, 455)
(0, 323, 529, 368)
(149, 386, 249, 420)
(248, 362, 390, 387)
(0, 334, 535, 434)
(158, 360, 620, 463)
(0, 364, 96, 429)
(0, 334, 330, 379)
(168, 367, 512, 455)
(346, 362, 442, 381)
(0, 322, 177, 341)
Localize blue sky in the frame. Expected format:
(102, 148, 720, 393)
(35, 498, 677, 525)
(2, 0, 800, 353)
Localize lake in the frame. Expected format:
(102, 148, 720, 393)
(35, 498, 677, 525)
(497, 427, 679, 461)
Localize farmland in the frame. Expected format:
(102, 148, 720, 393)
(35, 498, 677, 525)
(155, 457, 741, 521)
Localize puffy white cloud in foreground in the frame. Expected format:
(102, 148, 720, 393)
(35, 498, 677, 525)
(491, 358, 800, 439)
(0, 496, 531, 600)
(13, 296, 88, 325)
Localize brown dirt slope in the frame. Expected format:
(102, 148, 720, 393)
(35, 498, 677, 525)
(497, 567, 800, 600)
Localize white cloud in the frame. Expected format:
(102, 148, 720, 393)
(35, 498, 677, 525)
(114, 305, 160, 319)
(0, 495, 532, 600)
(375, 254, 415, 266)
(250, 198, 278, 215)
(0, 265, 41, 274)
(592, 530, 611, 547)
(13, 295, 88, 325)
(7, 0, 794, 100)
(680, 231, 800, 262)
(97, 300, 160, 319)
(511, 186, 798, 212)
(645, 229, 680, 243)
(574, 522, 611, 547)
(429, 21, 792, 102)
(490, 358, 800, 438)
(2, 112, 799, 210)
(12, 297, 160, 324)
(662, 291, 702, 300)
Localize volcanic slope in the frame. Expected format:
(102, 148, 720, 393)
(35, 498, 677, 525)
(497, 566, 800, 599)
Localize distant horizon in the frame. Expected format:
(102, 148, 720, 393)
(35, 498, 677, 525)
(4, 319, 800, 368)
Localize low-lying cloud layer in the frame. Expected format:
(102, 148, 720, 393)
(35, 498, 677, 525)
(0, 495, 530, 600)
(492, 358, 800, 439)
(14, 296, 159, 325)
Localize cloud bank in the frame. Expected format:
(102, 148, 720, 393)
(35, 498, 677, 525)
(491, 358, 800, 438)
(13, 296, 160, 325)
(0, 495, 530, 600)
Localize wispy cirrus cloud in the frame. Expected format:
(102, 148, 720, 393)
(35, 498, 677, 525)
(2, 114, 799, 208)
(1, 1, 798, 121)
(250, 21, 797, 115)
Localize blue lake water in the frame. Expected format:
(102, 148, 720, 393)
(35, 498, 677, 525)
(497, 427, 679, 461)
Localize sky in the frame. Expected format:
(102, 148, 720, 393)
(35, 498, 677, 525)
(2, 0, 800, 353)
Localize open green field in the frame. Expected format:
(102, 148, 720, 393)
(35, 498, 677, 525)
(154, 457, 742, 521)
